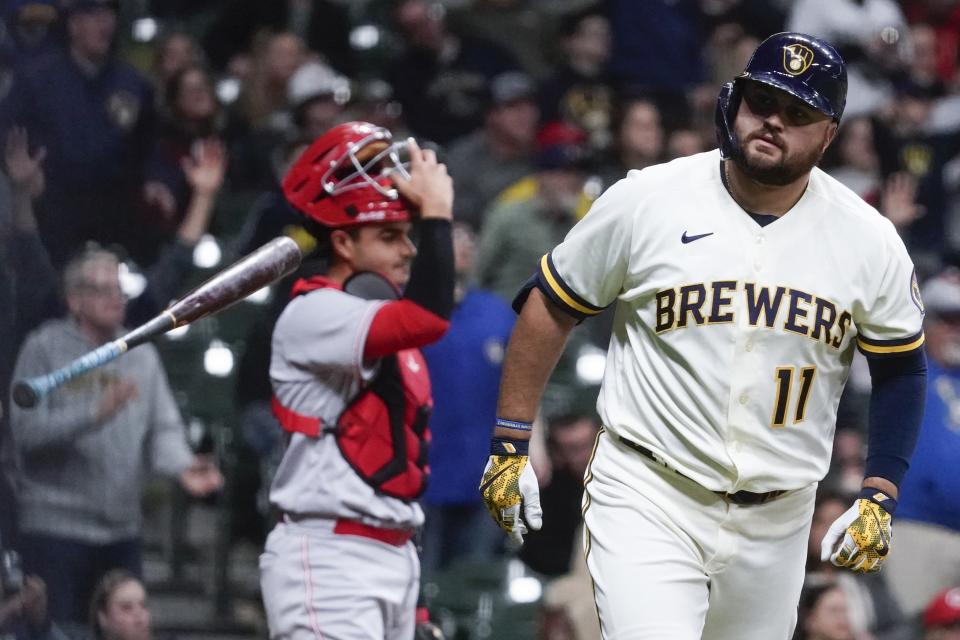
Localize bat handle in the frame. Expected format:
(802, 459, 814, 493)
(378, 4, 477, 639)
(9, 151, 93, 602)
(11, 341, 127, 409)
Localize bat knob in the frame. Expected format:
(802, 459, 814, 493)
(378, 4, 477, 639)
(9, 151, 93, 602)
(12, 382, 38, 409)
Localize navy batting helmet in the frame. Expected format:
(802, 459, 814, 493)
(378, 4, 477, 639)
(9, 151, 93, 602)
(716, 32, 847, 158)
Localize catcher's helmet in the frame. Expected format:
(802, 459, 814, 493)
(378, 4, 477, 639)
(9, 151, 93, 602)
(715, 32, 847, 158)
(283, 121, 413, 228)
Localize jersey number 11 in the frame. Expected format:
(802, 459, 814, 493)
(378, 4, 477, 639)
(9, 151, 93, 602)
(771, 366, 816, 428)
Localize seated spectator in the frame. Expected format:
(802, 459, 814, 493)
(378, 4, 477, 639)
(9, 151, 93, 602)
(228, 32, 305, 191)
(386, 0, 521, 144)
(475, 121, 590, 301)
(796, 580, 856, 640)
(445, 71, 539, 231)
(825, 117, 882, 203)
(2, 0, 159, 266)
(151, 32, 203, 91)
(597, 97, 665, 188)
(788, 0, 909, 118)
(0, 568, 64, 640)
(144, 66, 226, 244)
(1, 127, 58, 547)
(88, 570, 150, 640)
(872, 80, 960, 271)
(519, 414, 600, 578)
(420, 223, 516, 576)
(5, 0, 59, 62)
(236, 31, 305, 135)
(665, 126, 707, 160)
(537, 4, 614, 150)
(922, 587, 960, 640)
(9, 247, 223, 627)
(885, 270, 960, 618)
(286, 60, 350, 143)
(200, 0, 354, 76)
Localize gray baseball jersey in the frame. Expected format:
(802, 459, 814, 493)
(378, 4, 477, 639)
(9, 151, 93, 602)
(269, 287, 424, 528)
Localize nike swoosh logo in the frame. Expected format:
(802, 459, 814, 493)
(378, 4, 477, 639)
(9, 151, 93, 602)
(870, 509, 890, 555)
(681, 231, 714, 244)
(480, 464, 512, 494)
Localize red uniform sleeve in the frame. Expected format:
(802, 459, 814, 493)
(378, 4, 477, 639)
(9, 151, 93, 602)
(363, 299, 450, 360)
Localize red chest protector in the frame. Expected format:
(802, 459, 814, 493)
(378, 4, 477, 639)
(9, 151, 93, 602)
(272, 275, 432, 502)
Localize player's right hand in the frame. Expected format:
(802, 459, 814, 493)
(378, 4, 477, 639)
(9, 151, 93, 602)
(479, 453, 542, 544)
(390, 138, 453, 221)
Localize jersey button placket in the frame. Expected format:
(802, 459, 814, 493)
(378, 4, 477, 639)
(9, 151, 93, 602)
(752, 235, 765, 272)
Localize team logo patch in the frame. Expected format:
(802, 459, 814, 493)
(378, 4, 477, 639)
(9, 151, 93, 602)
(911, 267, 925, 314)
(783, 44, 814, 76)
(106, 90, 140, 132)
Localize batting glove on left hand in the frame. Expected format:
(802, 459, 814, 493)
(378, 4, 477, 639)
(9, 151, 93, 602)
(820, 489, 896, 574)
(479, 438, 542, 544)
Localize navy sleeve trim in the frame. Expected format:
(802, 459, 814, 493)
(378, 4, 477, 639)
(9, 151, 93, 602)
(857, 330, 925, 358)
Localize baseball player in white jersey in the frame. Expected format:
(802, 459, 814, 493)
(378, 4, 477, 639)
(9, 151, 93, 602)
(260, 122, 454, 639)
(480, 33, 929, 639)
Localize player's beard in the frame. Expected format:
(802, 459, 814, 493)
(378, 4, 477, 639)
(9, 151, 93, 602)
(731, 132, 827, 186)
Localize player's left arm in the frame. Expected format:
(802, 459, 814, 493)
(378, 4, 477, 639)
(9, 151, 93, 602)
(822, 228, 927, 574)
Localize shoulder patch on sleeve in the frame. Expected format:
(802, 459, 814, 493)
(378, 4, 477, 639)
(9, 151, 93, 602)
(911, 267, 925, 315)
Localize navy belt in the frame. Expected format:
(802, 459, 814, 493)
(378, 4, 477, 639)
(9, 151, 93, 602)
(617, 435, 786, 506)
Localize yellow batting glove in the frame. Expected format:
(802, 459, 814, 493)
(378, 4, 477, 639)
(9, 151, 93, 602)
(820, 489, 896, 574)
(479, 437, 542, 544)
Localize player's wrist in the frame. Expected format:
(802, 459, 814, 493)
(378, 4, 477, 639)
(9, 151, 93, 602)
(490, 436, 529, 457)
(857, 487, 898, 515)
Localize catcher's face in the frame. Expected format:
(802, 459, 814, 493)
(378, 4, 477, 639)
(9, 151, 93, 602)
(334, 221, 417, 287)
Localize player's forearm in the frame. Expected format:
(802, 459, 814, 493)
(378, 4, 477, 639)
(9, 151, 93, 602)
(495, 288, 577, 438)
(863, 347, 927, 488)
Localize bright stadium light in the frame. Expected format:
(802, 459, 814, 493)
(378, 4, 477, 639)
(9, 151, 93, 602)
(508, 577, 542, 604)
(350, 25, 381, 50)
(203, 340, 234, 377)
(193, 234, 222, 269)
(118, 262, 147, 299)
(576, 344, 607, 385)
(245, 285, 272, 305)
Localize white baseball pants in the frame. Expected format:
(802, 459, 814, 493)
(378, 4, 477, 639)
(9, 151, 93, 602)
(260, 519, 419, 640)
(583, 430, 816, 640)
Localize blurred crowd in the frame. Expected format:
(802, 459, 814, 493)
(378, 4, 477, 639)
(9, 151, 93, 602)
(0, 0, 960, 639)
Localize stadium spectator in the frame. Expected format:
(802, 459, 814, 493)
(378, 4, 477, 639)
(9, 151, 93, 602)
(286, 60, 350, 143)
(9, 247, 223, 626)
(445, 71, 539, 231)
(796, 580, 857, 640)
(420, 223, 515, 575)
(922, 587, 960, 640)
(519, 414, 600, 578)
(151, 31, 203, 91)
(884, 269, 960, 617)
(88, 570, 151, 640)
(597, 97, 665, 188)
(475, 121, 590, 301)
(2, 0, 158, 266)
(386, 0, 521, 144)
(787, 0, 909, 118)
(201, 0, 354, 76)
(537, 4, 614, 149)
